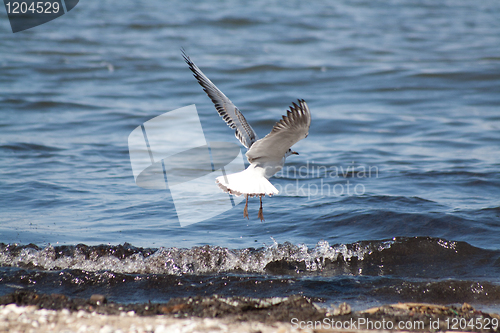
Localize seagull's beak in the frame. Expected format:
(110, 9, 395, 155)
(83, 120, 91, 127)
(292, 151, 299, 155)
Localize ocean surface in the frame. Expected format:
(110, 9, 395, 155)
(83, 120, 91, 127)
(1, 0, 500, 313)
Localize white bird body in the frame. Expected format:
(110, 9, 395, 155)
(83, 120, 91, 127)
(216, 163, 280, 197)
(183, 50, 311, 220)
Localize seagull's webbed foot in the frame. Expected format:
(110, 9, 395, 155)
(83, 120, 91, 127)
(243, 194, 249, 219)
(258, 195, 265, 222)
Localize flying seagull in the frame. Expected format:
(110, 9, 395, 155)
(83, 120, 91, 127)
(182, 50, 311, 221)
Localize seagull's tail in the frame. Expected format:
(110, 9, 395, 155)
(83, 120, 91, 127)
(216, 166, 279, 197)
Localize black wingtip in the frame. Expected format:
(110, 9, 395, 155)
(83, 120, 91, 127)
(181, 48, 195, 69)
(181, 49, 201, 82)
(291, 99, 308, 112)
(288, 100, 304, 115)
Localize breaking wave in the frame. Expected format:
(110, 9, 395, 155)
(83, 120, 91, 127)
(1, 237, 498, 277)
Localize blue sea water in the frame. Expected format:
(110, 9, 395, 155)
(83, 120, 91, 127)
(1, 0, 500, 312)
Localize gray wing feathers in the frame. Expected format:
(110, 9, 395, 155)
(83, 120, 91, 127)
(246, 99, 311, 163)
(271, 99, 311, 135)
(182, 50, 258, 149)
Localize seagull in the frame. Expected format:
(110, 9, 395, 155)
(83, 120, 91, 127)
(182, 50, 311, 221)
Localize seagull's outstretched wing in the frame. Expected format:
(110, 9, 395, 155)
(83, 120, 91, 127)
(182, 50, 258, 149)
(246, 99, 311, 164)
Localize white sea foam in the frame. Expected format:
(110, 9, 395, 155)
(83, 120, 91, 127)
(0, 239, 394, 275)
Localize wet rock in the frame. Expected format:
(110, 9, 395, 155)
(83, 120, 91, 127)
(89, 294, 107, 305)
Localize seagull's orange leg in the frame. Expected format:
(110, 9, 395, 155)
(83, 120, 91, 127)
(243, 194, 249, 219)
(258, 195, 265, 222)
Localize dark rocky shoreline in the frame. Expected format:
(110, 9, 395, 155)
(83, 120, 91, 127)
(1, 290, 499, 332)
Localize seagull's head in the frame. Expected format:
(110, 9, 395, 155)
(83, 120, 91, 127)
(285, 149, 299, 158)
